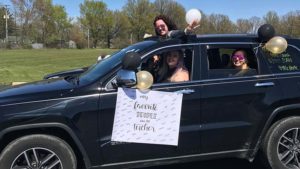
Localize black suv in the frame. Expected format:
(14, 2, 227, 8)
(0, 34, 300, 169)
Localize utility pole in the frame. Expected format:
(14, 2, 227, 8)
(87, 28, 89, 48)
(1, 4, 9, 44)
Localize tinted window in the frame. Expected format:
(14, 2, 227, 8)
(207, 46, 258, 79)
(141, 47, 194, 83)
(80, 41, 157, 84)
(263, 46, 300, 73)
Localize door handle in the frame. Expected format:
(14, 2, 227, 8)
(175, 89, 195, 94)
(255, 82, 275, 87)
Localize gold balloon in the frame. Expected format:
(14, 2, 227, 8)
(136, 71, 153, 90)
(265, 36, 288, 54)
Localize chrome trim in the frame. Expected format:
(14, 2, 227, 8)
(102, 41, 300, 93)
(101, 73, 300, 94)
(288, 44, 300, 52)
(141, 44, 198, 59)
(255, 82, 275, 87)
(0, 94, 100, 107)
(103, 42, 260, 91)
(100, 91, 118, 95)
(140, 42, 258, 60)
(271, 71, 300, 77)
(101, 149, 248, 167)
(175, 89, 195, 94)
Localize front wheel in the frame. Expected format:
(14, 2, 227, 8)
(0, 134, 77, 169)
(263, 116, 300, 169)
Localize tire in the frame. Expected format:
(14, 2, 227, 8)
(262, 116, 300, 169)
(0, 134, 77, 169)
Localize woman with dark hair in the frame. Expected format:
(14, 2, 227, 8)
(157, 50, 189, 82)
(231, 49, 249, 70)
(153, 14, 198, 38)
(230, 49, 256, 76)
(147, 15, 196, 82)
(153, 15, 178, 37)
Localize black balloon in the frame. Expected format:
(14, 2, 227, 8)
(122, 52, 141, 70)
(258, 24, 275, 43)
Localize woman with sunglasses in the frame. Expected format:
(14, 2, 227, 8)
(153, 14, 198, 39)
(148, 15, 197, 81)
(231, 49, 255, 77)
(231, 49, 249, 70)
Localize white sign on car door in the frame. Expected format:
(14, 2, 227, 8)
(111, 87, 183, 146)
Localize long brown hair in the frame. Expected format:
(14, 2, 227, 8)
(157, 50, 185, 82)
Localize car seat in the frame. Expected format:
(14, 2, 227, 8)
(220, 54, 231, 68)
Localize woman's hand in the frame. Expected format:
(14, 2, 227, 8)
(185, 20, 200, 33)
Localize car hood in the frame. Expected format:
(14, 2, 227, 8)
(0, 78, 77, 105)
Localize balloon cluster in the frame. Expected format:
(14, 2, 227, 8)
(122, 52, 154, 90)
(258, 24, 288, 54)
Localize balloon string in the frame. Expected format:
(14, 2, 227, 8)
(254, 43, 264, 55)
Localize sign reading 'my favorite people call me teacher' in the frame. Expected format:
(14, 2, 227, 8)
(112, 88, 183, 146)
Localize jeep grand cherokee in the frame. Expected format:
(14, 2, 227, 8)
(0, 34, 300, 169)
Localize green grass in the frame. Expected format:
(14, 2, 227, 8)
(0, 49, 118, 85)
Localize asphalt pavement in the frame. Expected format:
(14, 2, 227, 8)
(142, 158, 266, 169)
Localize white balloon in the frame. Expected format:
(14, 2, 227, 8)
(185, 9, 202, 25)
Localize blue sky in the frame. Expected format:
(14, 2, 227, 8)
(1, 0, 300, 22)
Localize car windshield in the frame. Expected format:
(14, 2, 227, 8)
(79, 40, 157, 84)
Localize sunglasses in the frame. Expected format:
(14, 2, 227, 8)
(156, 24, 166, 30)
(232, 54, 245, 61)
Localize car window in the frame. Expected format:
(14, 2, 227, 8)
(80, 40, 157, 84)
(141, 47, 194, 84)
(263, 46, 300, 73)
(206, 46, 258, 79)
(105, 46, 194, 90)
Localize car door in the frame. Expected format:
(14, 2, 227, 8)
(261, 44, 300, 101)
(97, 44, 202, 166)
(199, 43, 283, 154)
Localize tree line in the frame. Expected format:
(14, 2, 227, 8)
(1, 0, 299, 49)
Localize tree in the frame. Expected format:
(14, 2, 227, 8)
(280, 11, 300, 37)
(263, 11, 280, 31)
(52, 5, 72, 47)
(0, 7, 15, 40)
(248, 16, 262, 34)
(102, 10, 130, 48)
(153, 0, 186, 29)
(32, 0, 56, 44)
(11, 0, 37, 44)
(193, 11, 210, 34)
(236, 19, 252, 33)
(123, 0, 155, 42)
(80, 0, 108, 48)
(207, 14, 236, 33)
(69, 21, 86, 49)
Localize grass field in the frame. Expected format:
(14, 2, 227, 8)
(0, 49, 118, 85)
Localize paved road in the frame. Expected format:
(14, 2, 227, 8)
(142, 158, 266, 169)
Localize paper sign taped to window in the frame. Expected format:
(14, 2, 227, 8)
(111, 87, 183, 146)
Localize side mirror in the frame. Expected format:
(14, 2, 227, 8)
(115, 52, 141, 87)
(116, 69, 136, 87)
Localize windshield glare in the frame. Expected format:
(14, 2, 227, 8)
(79, 41, 157, 84)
